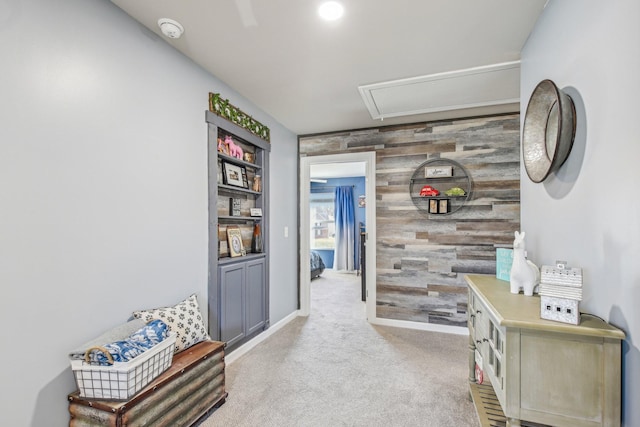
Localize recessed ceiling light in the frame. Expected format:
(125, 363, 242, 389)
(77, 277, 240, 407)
(318, 1, 344, 21)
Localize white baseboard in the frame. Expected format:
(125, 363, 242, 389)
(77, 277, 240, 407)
(225, 310, 301, 365)
(369, 316, 469, 336)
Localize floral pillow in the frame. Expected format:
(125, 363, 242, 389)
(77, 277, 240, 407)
(133, 294, 210, 353)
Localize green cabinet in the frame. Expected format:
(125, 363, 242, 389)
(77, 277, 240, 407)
(466, 274, 624, 427)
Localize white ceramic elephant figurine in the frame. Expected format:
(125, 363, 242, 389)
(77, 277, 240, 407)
(509, 231, 540, 296)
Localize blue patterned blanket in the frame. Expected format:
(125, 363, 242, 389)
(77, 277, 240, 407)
(84, 319, 169, 365)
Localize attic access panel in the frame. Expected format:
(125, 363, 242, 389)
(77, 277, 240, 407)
(358, 61, 520, 120)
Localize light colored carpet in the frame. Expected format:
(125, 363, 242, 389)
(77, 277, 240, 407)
(200, 269, 478, 427)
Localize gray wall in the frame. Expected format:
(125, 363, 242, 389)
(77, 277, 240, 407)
(0, 0, 298, 425)
(521, 1, 639, 425)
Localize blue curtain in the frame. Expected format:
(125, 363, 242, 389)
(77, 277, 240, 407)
(334, 186, 355, 271)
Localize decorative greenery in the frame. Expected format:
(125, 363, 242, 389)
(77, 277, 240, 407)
(209, 92, 270, 143)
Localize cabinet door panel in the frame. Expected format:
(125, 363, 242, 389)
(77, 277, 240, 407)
(220, 263, 245, 347)
(520, 331, 603, 422)
(246, 259, 266, 335)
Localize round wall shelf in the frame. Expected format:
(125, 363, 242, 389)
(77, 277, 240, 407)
(409, 158, 472, 215)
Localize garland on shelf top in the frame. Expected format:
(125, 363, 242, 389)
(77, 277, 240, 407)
(209, 92, 270, 143)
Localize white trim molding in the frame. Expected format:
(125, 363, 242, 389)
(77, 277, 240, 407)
(300, 152, 377, 321)
(370, 317, 469, 336)
(359, 61, 521, 120)
(225, 310, 301, 365)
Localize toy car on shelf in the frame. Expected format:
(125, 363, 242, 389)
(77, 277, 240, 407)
(444, 187, 466, 196)
(419, 185, 440, 197)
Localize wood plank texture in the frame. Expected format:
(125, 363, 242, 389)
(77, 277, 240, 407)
(68, 341, 227, 427)
(469, 381, 550, 427)
(300, 114, 520, 327)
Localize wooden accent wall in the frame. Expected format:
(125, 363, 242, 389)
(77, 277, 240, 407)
(299, 114, 521, 327)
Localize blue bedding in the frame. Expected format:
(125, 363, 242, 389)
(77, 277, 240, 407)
(311, 251, 325, 278)
(85, 319, 169, 365)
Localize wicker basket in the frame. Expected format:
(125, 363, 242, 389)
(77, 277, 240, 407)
(70, 332, 176, 401)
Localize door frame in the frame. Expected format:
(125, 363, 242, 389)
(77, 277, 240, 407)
(299, 151, 377, 321)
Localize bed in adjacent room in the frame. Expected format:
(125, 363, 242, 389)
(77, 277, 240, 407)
(310, 250, 325, 279)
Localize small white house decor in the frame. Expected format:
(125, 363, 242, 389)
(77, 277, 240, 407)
(509, 231, 540, 296)
(539, 260, 583, 325)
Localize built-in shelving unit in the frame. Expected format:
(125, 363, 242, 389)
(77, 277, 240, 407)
(207, 110, 271, 352)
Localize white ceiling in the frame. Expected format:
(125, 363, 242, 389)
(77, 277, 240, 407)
(110, 0, 546, 135)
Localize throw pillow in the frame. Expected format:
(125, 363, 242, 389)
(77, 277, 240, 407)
(133, 294, 210, 353)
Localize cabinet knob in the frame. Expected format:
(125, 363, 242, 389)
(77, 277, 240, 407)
(476, 309, 482, 314)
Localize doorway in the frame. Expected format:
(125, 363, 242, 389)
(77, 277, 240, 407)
(299, 152, 376, 321)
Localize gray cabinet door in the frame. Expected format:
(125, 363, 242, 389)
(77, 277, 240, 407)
(246, 258, 266, 335)
(219, 263, 246, 347)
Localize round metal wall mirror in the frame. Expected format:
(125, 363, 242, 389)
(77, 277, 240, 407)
(522, 79, 577, 183)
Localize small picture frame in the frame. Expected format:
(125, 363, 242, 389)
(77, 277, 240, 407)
(429, 199, 439, 214)
(425, 165, 453, 178)
(250, 207, 263, 217)
(243, 152, 255, 163)
(438, 199, 450, 214)
(227, 227, 245, 257)
(241, 168, 248, 188)
(222, 162, 249, 188)
(230, 198, 241, 216)
(358, 195, 366, 207)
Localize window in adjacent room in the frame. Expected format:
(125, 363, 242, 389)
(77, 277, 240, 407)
(310, 192, 335, 249)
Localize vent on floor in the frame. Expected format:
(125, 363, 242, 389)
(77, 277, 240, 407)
(358, 61, 520, 120)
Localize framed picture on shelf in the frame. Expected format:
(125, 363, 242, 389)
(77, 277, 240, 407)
(227, 227, 245, 257)
(241, 168, 248, 188)
(429, 199, 439, 214)
(222, 162, 249, 189)
(230, 198, 241, 216)
(425, 165, 453, 178)
(439, 199, 450, 214)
